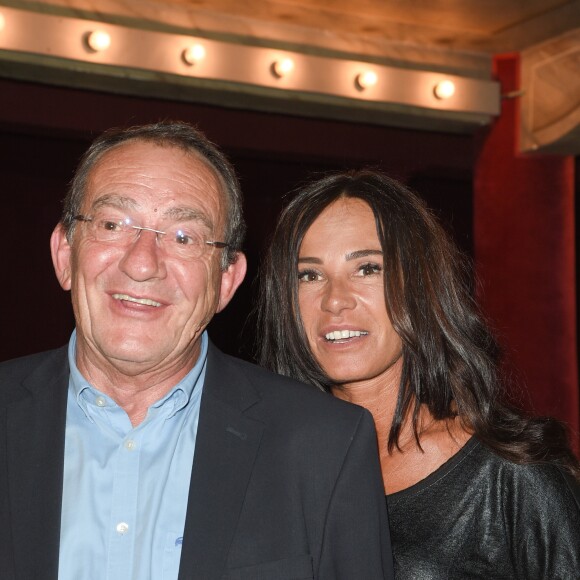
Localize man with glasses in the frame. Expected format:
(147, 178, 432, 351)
(0, 121, 393, 580)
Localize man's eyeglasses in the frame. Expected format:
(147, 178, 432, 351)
(74, 213, 228, 260)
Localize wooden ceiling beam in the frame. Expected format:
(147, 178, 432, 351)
(0, 5, 500, 133)
(520, 29, 580, 154)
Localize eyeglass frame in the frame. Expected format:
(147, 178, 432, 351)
(73, 214, 229, 257)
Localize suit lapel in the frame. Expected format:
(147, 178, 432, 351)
(179, 345, 265, 580)
(4, 344, 264, 579)
(6, 349, 68, 580)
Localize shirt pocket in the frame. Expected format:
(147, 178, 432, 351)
(223, 555, 313, 580)
(162, 531, 184, 580)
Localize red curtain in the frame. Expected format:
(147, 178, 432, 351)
(474, 53, 579, 452)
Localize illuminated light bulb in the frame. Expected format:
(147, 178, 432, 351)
(271, 57, 295, 78)
(182, 44, 206, 66)
(85, 30, 111, 52)
(0, 13, 5, 32)
(355, 70, 378, 91)
(433, 79, 456, 100)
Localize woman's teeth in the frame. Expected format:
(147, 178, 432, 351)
(325, 330, 368, 341)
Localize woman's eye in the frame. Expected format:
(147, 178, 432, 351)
(298, 270, 322, 283)
(358, 263, 382, 276)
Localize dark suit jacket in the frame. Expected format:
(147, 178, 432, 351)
(0, 342, 393, 579)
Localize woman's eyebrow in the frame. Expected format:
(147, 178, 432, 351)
(298, 257, 323, 264)
(298, 249, 383, 264)
(345, 249, 383, 260)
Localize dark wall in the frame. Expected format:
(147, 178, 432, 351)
(0, 78, 474, 362)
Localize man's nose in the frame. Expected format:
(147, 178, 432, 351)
(118, 229, 167, 281)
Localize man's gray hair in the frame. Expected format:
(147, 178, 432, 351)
(62, 120, 246, 269)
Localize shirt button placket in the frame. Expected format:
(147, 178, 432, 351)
(108, 434, 140, 578)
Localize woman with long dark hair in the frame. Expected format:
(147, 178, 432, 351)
(256, 169, 580, 578)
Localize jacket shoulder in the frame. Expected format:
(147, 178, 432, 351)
(0, 346, 68, 402)
(207, 346, 370, 425)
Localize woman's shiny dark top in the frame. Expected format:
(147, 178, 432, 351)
(386, 437, 580, 579)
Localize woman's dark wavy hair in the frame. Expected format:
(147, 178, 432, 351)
(256, 169, 579, 479)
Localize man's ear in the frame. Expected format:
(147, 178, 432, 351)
(217, 252, 247, 313)
(50, 224, 73, 291)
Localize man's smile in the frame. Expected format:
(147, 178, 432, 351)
(112, 293, 162, 307)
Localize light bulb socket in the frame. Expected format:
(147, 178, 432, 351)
(271, 58, 294, 79)
(433, 80, 456, 100)
(182, 44, 206, 66)
(355, 71, 378, 91)
(85, 30, 111, 52)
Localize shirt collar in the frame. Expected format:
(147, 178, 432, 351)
(68, 329, 208, 422)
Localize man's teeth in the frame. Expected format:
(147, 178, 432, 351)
(325, 330, 368, 341)
(112, 294, 161, 307)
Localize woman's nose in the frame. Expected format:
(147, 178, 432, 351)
(321, 277, 356, 314)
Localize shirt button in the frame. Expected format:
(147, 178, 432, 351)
(116, 522, 129, 535)
(124, 439, 137, 451)
(95, 396, 106, 407)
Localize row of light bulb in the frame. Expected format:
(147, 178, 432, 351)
(0, 14, 458, 101)
(85, 30, 456, 99)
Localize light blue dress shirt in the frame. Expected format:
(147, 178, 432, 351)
(58, 330, 207, 580)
